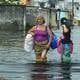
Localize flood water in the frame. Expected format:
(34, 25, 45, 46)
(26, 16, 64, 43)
(0, 26, 80, 80)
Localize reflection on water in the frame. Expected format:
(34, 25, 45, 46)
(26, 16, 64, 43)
(1, 62, 80, 80)
(30, 63, 71, 80)
(60, 63, 71, 80)
(31, 63, 52, 80)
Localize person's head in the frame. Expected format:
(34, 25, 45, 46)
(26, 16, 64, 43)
(62, 22, 71, 33)
(36, 16, 45, 25)
(61, 17, 68, 25)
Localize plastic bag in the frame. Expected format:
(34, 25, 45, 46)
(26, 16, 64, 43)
(48, 32, 58, 49)
(24, 33, 34, 52)
(50, 32, 58, 49)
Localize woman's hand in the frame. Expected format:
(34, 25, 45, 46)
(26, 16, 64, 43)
(28, 32, 35, 36)
(28, 26, 35, 36)
(46, 43, 50, 49)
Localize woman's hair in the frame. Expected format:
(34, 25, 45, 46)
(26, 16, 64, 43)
(62, 22, 71, 39)
(61, 17, 68, 25)
(63, 22, 71, 33)
(35, 16, 45, 24)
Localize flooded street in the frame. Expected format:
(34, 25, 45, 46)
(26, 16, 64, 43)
(0, 26, 80, 80)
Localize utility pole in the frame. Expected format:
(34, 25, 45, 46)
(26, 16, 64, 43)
(72, 0, 74, 23)
(49, 8, 52, 26)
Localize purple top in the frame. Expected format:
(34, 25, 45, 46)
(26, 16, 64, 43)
(34, 29, 48, 42)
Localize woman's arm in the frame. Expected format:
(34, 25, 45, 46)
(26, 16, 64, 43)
(28, 26, 35, 32)
(47, 26, 53, 47)
(28, 26, 35, 36)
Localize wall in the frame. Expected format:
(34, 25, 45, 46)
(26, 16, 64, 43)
(0, 5, 58, 31)
(0, 5, 24, 31)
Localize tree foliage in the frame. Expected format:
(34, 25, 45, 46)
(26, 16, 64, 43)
(0, 0, 19, 5)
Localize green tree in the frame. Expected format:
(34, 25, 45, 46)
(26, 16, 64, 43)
(0, 0, 19, 5)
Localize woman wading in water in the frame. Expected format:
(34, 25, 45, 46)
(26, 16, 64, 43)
(28, 16, 53, 63)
